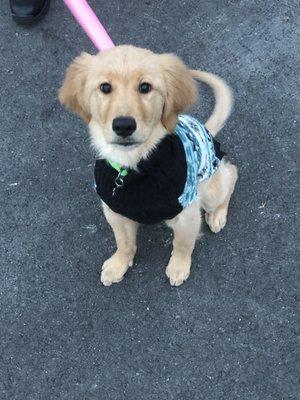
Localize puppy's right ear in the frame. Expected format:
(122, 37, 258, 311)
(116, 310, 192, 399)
(59, 52, 94, 123)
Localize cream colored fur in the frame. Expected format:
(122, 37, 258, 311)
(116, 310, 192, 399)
(59, 45, 238, 286)
(191, 70, 233, 136)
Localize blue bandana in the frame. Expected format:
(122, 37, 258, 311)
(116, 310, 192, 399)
(175, 115, 222, 208)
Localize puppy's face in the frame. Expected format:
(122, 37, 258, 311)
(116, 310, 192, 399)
(87, 47, 166, 149)
(59, 46, 198, 163)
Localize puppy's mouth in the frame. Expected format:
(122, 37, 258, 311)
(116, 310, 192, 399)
(110, 141, 141, 148)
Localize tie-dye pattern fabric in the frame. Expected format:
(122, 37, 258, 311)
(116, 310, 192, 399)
(175, 114, 221, 208)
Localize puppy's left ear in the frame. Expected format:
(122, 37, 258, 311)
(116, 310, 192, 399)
(159, 54, 198, 132)
(59, 52, 95, 123)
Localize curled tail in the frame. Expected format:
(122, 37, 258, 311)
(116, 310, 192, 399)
(191, 70, 233, 136)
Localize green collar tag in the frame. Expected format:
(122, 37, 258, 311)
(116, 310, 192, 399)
(107, 160, 128, 177)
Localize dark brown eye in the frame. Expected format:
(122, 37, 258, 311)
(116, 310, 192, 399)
(100, 82, 112, 94)
(139, 82, 152, 94)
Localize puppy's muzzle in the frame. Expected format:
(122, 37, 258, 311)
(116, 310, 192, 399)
(112, 116, 137, 138)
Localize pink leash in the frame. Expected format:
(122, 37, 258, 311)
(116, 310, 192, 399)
(63, 0, 115, 51)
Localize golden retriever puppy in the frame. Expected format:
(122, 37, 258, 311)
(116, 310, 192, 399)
(59, 45, 237, 286)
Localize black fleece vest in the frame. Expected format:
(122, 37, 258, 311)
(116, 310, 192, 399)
(94, 131, 225, 225)
(94, 134, 187, 224)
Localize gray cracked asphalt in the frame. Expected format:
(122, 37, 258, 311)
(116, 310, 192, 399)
(0, 1, 299, 399)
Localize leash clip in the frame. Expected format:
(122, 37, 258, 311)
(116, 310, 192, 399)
(112, 172, 124, 196)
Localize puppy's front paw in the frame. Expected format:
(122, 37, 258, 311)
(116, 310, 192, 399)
(166, 255, 191, 287)
(100, 252, 133, 286)
(205, 207, 227, 233)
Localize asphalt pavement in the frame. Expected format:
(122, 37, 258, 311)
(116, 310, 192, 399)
(0, 1, 298, 399)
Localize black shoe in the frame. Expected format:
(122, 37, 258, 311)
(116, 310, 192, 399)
(10, 0, 50, 25)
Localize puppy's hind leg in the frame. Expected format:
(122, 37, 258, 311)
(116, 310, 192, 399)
(200, 160, 238, 233)
(101, 204, 139, 286)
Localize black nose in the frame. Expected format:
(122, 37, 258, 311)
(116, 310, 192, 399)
(112, 117, 137, 138)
